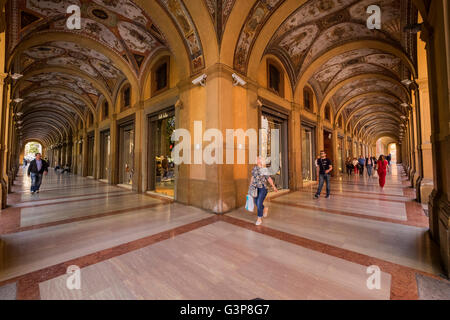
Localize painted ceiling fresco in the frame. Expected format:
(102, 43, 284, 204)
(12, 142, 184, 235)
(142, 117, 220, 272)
(7, 0, 174, 145)
(204, 0, 236, 45)
(234, 0, 285, 74)
(8, 0, 168, 75)
(264, 0, 405, 79)
(262, 0, 411, 139)
(7, 0, 415, 145)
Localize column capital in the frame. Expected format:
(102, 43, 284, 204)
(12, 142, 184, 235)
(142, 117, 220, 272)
(0, 73, 8, 85)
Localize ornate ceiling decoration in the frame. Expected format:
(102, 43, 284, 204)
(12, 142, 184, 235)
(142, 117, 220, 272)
(8, 0, 168, 75)
(204, 0, 236, 45)
(234, 0, 285, 74)
(7, 0, 171, 146)
(157, 0, 205, 73)
(261, 0, 414, 141)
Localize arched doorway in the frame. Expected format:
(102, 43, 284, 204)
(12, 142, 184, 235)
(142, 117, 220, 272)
(388, 143, 397, 164)
(23, 141, 42, 163)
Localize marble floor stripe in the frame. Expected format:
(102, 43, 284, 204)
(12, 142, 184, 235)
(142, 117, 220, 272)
(227, 203, 440, 274)
(0, 203, 211, 283)
(3, 216, 219, 300)
(298, 190, 411, 203)
(11, 192, 133, 209)
(220, 215, 446, 300)
(38, 221, 392, 300)
(4, 215, 448, 300)
(271, 196, 428, 228)
(271, 192, 409, 222)
(11, 202, 169, 234)
(19, 194, 165, 228)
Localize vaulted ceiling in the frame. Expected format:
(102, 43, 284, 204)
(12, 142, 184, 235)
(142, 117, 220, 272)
(5, 0, 419, 148)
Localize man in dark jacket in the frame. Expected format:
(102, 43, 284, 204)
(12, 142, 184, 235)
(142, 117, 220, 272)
(27, 153, 49, 194)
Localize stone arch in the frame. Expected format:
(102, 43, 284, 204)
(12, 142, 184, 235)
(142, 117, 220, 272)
(135, 0, 206, 77)
(7, 32, 140, 95)
(335, 91, 403, 120)
(317, 73, 411, 121)
(345, 104, 403, 128)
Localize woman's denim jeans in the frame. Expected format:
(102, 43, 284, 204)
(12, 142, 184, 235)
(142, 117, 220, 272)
(367, 165, 373, 177)
(254, 187, 268, 218)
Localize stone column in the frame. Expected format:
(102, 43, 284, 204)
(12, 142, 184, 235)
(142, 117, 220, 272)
(109, 115, 118, 185)
(331, 124, 339, 176)
(93, 124, 100, 179)
(422, 0, 450, 277)
(81, 130, 88, 177)
(133, 106, 144, 193)
(417, 78, 434, 203)
(291, 103, 302, 190)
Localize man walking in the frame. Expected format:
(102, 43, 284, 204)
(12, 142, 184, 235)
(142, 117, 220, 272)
(27, 153, 48, 194)
(314, 150, 333, 199)
(358, 155, 365, 176)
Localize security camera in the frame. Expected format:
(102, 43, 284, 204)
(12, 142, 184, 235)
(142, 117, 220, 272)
(192, 74, 207, 87)
(232, 73, 247, 87)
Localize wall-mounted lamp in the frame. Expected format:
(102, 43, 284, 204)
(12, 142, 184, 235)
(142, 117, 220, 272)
(14, 98, 24, 103)
(232, 73, 247, 87)
(192, 74, 207, 87)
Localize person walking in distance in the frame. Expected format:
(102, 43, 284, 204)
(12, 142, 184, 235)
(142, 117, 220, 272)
(352, 157, 358, 175)
(366, 154, 374, 179)
(358, 155, 365, 176)
(377, 155, 389, 188)
(314, 150, 333, 199)
(27, 153, 49, 194)
(345, 157, 353, 176)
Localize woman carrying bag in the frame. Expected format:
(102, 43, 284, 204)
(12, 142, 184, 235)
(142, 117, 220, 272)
(247, 157, 278, 226)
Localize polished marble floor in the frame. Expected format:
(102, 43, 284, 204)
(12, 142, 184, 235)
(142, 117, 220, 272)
(0, 165, 449, 300)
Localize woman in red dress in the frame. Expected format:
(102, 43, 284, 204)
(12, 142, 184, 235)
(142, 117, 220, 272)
(377, 155, 388, 188)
